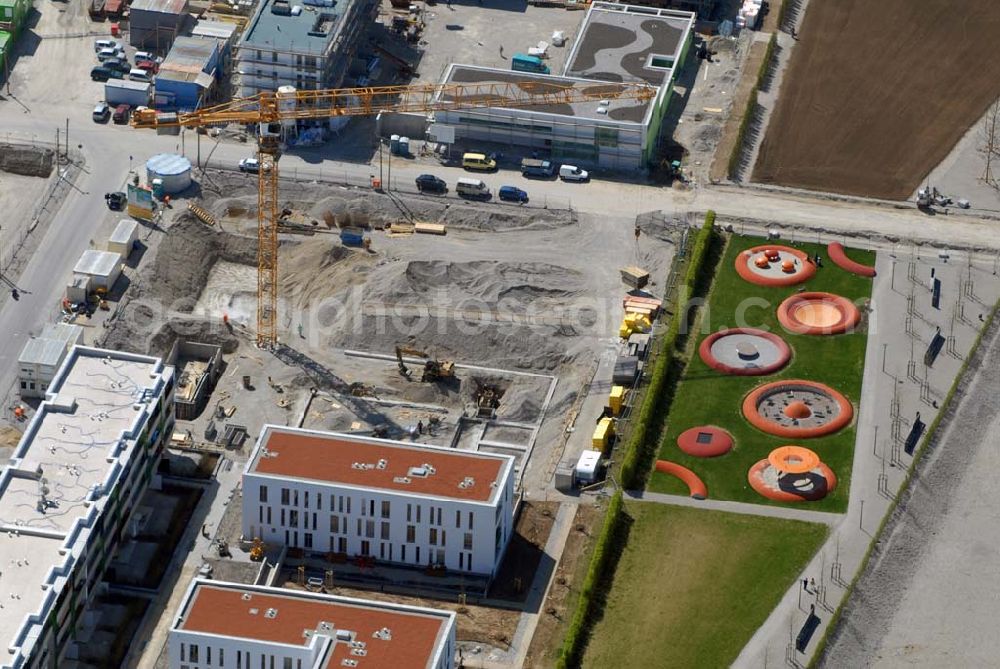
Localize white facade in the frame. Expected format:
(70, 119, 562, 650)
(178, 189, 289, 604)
(168, 580, 457, 669)
(0, 346, 175, 669)
(242, 427, 516, 577)
(17, 323, 84, 399)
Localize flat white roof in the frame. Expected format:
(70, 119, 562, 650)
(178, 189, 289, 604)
(0, 346, 169, 663)
(110, 219, 139, 245)
(73, 249, 121, 278)
(19, 324, 84, 367)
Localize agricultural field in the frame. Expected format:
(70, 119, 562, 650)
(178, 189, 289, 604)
(648, 237, 875, 512)
(582, 503, 828, 668)
(753, 0, 1000, 199)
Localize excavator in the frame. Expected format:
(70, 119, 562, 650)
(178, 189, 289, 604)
(395, 345, 455, 383)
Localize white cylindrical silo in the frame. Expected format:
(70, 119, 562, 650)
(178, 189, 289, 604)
(145, 154, 192, 195)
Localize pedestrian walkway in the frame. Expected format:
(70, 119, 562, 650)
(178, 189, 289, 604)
(626, 490, 843, 526)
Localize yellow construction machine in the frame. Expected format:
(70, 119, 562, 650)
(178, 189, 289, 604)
(395, 345, 455, 382)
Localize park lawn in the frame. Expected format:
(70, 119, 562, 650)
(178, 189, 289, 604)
(582, 503, 828, 668)
(648, 236, 875, 512)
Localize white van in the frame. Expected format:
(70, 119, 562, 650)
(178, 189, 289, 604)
(97, 47, 121, 62)
(559, 164, 589, 182)
(134, 51, 155, 63)
(456, 177, 490, 199)
(94, 39, 117, 53)
(128, 68, 152, 82)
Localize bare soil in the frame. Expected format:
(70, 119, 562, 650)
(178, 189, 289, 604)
(752, 0, 1000, 199)
(489, 501, 559, 602)
(524, 504, 600, 669)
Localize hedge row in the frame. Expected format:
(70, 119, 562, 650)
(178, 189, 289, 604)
(619, 210, 716, 490)
(555, 490, 626, 669)
(757, 32, 778, 91)
(807, 299, 1000, 667)
(726, 89, 758, 181)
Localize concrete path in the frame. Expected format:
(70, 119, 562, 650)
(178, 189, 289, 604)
(626, 490, 843, 526)
(461, 501, 577, 669)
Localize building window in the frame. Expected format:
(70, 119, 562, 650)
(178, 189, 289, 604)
(304, 533, 313, 549)
(181, 644, 186, 662)
(370, 499, 376, 517)
(429, 528, 438, 546)
(357, 518, 362, 535)
(259, 506, 264, 523)
(381, 522, 390, 540)
(361, 540, 370, 556)
(436, 549, 445, 565)
(316, 493, 322, 510)
(330, 515, 339, 533)
(338, 537, 347, 553)
(207, 645, 212, 665)
(365, 520, 375, 538)
(346, 497, 351, 514)
(281, 488, 290, 505)
(402, 544, 407, 561)
(260, 485, 268, 503)
(289, 510, 299, 527)
(281, 508, 286, 526)
(381, 500, 390, 518)
(293, 490, 299, 506)
(220, 648, 225, 667)
(190, 645, 199, 663)
(284, 659, 293, 669)
(468, 512, 474, 530)
(267, 507, 272, 524)
(464, 533, 473, 550)
(416, 506, 421, 523)
(304, 491, 309, 508)
(416, 546, 420, 563)
(455, 510, 461, 528)
(406, 504, 411, 522)
(406, 525, 415, 543)
(238, 649, 242, 668)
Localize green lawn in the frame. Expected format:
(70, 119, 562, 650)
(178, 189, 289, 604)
(582, 502, 828, 668)
(648, 237, 874, 512)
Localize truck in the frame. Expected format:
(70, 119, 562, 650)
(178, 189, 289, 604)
(511, 53, 550, 74)
(104, 80, 151, 107)
(520, 158, 556, 178)
(88, 0, 105, 19)
(104, 0, 123, 18)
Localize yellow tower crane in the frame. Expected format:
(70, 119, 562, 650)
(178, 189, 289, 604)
(131, 80, 657, 347)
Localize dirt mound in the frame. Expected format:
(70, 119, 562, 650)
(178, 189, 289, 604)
(309, 192, 575, 232)
(392, 260, 584, 305)
(281, 240, 377, 307)
(144, 216, 260, 310)
(0, 144, 54, 178)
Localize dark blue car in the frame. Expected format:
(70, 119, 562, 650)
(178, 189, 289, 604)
(498, 185, 528, 203)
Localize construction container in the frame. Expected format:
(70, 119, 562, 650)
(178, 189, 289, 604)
(613, 355, 639, 386)
(340, 227, 366, 246)
(592, 418, 614, 452)
(609, 385, 626, 416)
(105, 79, 151, 107)
(146, 153, 192, 194)
(575, 450, 602, 485)
(107, 219, 139, 257)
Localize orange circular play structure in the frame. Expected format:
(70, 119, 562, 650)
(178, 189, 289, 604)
(748, 457, 837, 502)
(655, 460, 707, 499)
(677, 426, 734, 458)
(699, 328, 792, 376)
(743, 380, 854, 438)
(777, 292, 861, 335)
(767, 445, 820, 474)
(735, 245, 816, 286)
(827, 242, 876, 278)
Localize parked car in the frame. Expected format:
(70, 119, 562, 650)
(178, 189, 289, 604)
(498, 185, 529, 203)
(462, 152, 497, 171)
(112, 103, 131, 124)
(239, 157, 261, 173)
(103, 57, 130, 74)
(94, 39, 119, 53)
(520, 158, 556, 178)
(559, 165, 589, 182)
(134, 50, 155, 63)
(128, 68, 152, 82)
(92, 101, 110, 123)
(105, 191, 126, 211)
(136, 59, 159, 74)
(456, 177, 491, 199)
(415, 174, 447, 193)
(90, 66, 121, 82)
(97, 46, 125, 62)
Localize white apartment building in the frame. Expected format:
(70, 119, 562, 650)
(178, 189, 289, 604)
(169, 579, 457, 669)
(236, 0, 377, 99)
(0, 346, 175, 669)
(242, 427, 516, 577)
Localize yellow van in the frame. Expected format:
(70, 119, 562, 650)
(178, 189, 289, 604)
(462, 152, 496, 171)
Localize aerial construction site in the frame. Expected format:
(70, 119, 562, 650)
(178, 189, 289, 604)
(4, 0, 1000, 667)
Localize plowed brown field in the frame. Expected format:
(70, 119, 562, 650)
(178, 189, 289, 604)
(753, 0, 1000, 199)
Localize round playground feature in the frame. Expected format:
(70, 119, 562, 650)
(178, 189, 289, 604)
(735, 245, 816, 287)
(677, 426, 734, 458)
(743, 380, 853, 438)
(777, 292, 861, 336)
(748, 448, 837, 502)
(699, 328, 792, 376)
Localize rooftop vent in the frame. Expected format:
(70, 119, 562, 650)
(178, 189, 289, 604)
(458, 476, 476, 489)
(319, 621, 334, 632)
(408, 466, 428, 478)
(271, 0, 292, 15)
(308, 11, 337, 37)
(392, 476, 411, 484)
(341, 661, 357, 668)
(336, 629, 353, 642)
(265, 607, 278, 619)
(242, 593, 252, 601)
(249, 608, 259, 615)
(350, 649, 368, 657)
(376, 458, 387, 470)
(373, 627, 392, 641)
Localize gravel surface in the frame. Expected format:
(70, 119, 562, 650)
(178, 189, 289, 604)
(819, 312, 1000, 667)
